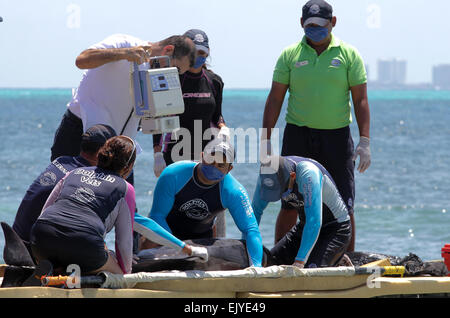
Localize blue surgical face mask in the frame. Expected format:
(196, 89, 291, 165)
(200, 164, 225, 181)
(193, 56, 207, 69)
(304, 26, 329, 43)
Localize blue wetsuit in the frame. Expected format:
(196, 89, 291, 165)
(252, 156, 351, 267)
(13, 156, 91, 243)
(149, 161, 263, 267)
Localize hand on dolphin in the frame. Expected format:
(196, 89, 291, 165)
(183, 244, 209, 262)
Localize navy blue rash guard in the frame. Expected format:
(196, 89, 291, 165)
(149, 161, 263, 267)
(252, 156, 350, 264)
(13, 156, 91, 242)
(36, 166, 187, 274)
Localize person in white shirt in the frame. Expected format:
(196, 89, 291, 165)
(50, 34, 197, 176)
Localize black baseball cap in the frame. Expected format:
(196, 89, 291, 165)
(259, 156, 293, 202)
(302, 0, 333, 27)
(184, 29, 209, 54)
(81, 124, 117, 149)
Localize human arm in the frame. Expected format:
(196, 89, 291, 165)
(148, 168, 177, 232)
(152, 135, 167, 177)
(113, 183, 137, 274)
(351, 83, 370, 139)
(348, 49, 371, 173)
(351, 83, 371, 173)
(223, 178, 264, 267)
(294, 162, 323, 264)
(40, 172, 69, 214)
(134, 214, 208, 261)
(75, 45, 152, 69)
(133, 213, 185, 250)
(211, 74, 226, 129)
(261, 81, 289, 140)
(262, 47, 291, 141)
(250, 176, 269, 225)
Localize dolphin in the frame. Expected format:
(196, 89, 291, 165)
(133, 238, 273, 273)
(2, 221, 447, 287)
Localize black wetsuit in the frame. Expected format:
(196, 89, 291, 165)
(30, 166, 136, 273)
(153, 69, 225, 164)
(13, 156, 91, 243)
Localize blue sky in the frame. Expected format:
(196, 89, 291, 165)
(1, 0, 449, 88)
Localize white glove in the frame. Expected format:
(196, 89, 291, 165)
(190, 246, 209, 263)
(352, 136, 371, 173)
(292, 261, 305, 269)
(259, 139, 273, 164)
(217, 126, 230, 141)
(153, 152, 166, 177)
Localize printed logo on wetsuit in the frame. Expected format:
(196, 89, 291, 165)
(183, 92, 211, 98)
(262, 178, 274, 187)
(179, 198, 210, 220)
(39, 171, 57, 186)
(71, 187, 96, 204)
(330, 59, 342, 67)
(74, 169, 116, 187)
(302, 177, 313, 206)
(237, 186, 253, 218)
(52, 160, 69, 175)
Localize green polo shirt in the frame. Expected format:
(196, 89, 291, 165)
(273, 34, 367, 129)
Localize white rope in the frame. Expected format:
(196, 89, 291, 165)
(101, 265, 357, 289)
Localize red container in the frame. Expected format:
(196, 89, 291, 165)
(442, 244, 450, 276)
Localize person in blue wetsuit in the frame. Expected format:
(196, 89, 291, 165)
(13, 124, 117, 246)
(30, 136, 207, 274)
(147, 138, 264, 267)
(252, 155, 352, 268)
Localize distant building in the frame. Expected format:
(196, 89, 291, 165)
(432, 64, 450, 90)
(377, 59, 407, 85)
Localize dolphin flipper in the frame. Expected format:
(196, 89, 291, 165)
(1, 222, 35, 267)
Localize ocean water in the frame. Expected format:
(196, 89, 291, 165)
(0, 88, 449, 263)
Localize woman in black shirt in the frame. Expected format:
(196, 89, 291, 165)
(152, 29, 228, 174)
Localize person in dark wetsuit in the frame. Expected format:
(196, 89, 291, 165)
(152, 29, 228, 173)
(145, 138, 264, 267)
(30, 136, 208, 274)
(13, 124, 117, 247)
(152, 29, 229, 237)
(252, 155, 352, 268)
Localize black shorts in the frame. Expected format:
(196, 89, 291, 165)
(30, 220, 108, 273)
(281, 123, 355, 214)
(269, 220, 352, 267)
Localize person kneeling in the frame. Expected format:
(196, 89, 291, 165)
(30, 136, 207, 275)
(252, 155, 352, 268)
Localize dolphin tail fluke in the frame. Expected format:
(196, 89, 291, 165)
(1, 222, 35, 267)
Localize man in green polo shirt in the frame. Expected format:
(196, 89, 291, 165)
(260, 0, 371, 252)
